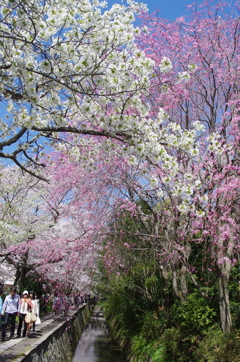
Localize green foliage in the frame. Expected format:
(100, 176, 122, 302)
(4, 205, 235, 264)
(98, 208, 240, 362)
(130, 325, 240, 362)
(23, 273, 43, 298)
(151, 345, 168, 362)
(131, 335, 166, 362)
(160, 327, 188, 362)
(140, 310, 167, 339)
(229, 261, 240, 329)
(100, 274, 142, 337)
(171, 293, 216, 334)
(193, 326, 240, 362)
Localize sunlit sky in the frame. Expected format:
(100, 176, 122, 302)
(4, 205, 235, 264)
(107, 0, 196, 19)
(107, 0, 237, 20)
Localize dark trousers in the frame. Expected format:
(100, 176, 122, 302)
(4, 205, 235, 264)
(17, 313, 27, 337)
(2, 312, 17, 340)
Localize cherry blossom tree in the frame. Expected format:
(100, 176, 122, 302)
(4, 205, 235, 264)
(0, 0, 156, 177)
(0, 0, 239, 335)
(0, 0, 214, 191)
(0, 151, 119, 293)
(134, 0, 240, 332)
(0, 165, 50, 245)
(0, 164, 53, 289)
(84, 0, 239, 333)
(42, 68, 238, 330)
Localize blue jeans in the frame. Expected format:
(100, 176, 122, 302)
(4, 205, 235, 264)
(2, 312, 17, 340)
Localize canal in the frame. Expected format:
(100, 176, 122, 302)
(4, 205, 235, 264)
(72, 306, 125, 362)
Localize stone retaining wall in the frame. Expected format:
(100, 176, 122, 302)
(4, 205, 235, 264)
(21, 305, 91, 362)
(104, 311, 131, 361)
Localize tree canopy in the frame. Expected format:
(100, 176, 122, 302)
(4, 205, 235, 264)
(0, 0, 239, 338)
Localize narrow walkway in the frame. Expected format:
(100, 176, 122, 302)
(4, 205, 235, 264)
(0, 306, 84, 362)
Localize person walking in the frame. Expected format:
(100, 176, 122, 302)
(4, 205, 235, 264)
(41, 289, 49, 315)
(29, 291, 39, 332)
(53, 294, 63, 316)
(0, 289, 3, 334)
(17, 291, 33, 338)
(1, 287, 20, 341)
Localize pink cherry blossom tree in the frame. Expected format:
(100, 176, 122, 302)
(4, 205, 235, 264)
(0, 144, 124, 293)
(135, 0, 240, 332)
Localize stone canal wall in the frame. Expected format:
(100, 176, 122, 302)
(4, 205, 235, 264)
(20, 305, 91, 362)
(104, 311, 131, 361)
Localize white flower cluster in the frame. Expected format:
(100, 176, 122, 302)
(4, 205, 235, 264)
(159, 57, 173, 73)
(0, 0, 155, 143)
(187, 64, 198, 73)
(207, 133, 226, 154)
(177, 71, 191, 83)
(0, 165, 52, 245)
(177, 64, 197, 83)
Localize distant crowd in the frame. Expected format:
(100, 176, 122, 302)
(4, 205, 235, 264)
(0, 286, 97, 342)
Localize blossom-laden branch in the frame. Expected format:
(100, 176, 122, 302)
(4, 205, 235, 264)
(0, 0, 155, 171)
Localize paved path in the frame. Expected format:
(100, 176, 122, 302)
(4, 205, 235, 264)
(0, 307, 84, 362)
(0, 315, 56, 361)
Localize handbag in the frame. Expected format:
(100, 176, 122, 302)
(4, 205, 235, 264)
(31, 311, 37, 322)
(25, 312, 32, 323)
(25, 311, 37, 323)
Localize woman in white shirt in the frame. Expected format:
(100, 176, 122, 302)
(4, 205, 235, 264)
(29, 291, 40, 332)
(17, 291, 33, 338)
(0, 289, 3, 332)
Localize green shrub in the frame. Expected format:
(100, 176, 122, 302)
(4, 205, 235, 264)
(160, 327, 189, 362)
(193, 326, 240, 362)
(171, 293, 216, 334)
(131, 335, 167, 362)
(140, 309, 168, 340)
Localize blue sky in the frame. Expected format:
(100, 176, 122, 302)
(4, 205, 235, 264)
(107, 0, 196, 19)
(141, 0, 195, 18)
(107, 0, 237, 20)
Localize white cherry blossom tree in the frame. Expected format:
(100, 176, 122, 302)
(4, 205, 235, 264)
(0, 0, 154, 176)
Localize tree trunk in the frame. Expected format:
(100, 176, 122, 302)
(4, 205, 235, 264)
(218, 271, 232, 332)
(15, 266, 27, 292)
(172, 269, 179, 298)
(179, 264, 188, 303)
(217, 230, 233, 333)
(218, 274, 232, 332)
(172, 265, 188, 303)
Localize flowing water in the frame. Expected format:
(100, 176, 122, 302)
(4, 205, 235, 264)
(72, 307, 125, 362)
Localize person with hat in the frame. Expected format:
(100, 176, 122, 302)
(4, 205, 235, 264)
(17, 290, 33, 338)
(1, 286, 20, 341)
